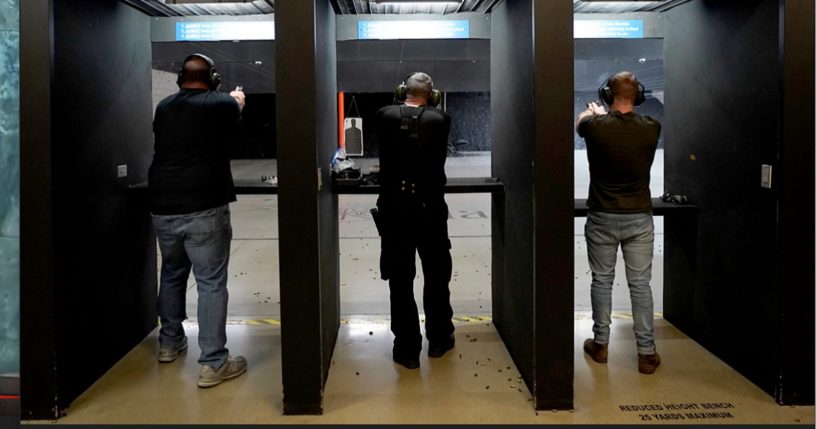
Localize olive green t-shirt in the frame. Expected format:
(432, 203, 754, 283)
(577, 110, 661, 214)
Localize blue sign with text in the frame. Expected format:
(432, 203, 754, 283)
(574, 20, 644, 39)
(358, 20, 470, 40)
(175, 21, 275, 41)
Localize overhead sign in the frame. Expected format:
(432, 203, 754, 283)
(358, 20, 470, 40)
(574, 20, 644, 39)
(175, 21, 275, 41)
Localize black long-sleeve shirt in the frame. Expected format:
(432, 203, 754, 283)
(375, 105, 451, 211)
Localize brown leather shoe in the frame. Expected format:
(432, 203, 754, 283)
(583, 338, 608, 363)
(638, 352, 661, 374)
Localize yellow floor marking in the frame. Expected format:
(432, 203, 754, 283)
(202, 313, 666, 326)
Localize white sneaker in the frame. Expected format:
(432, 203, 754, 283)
(197, 356, 247, 388)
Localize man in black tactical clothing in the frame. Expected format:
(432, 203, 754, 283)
(375, 72, 455, 369)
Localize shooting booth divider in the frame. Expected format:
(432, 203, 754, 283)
(20, 0, 156, 419)
(661, 0, 814, 405)
(491, 0, 575, 411)
(275, 0, 341, 415)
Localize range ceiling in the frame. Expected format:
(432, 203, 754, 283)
(573, 0, 691, 14)
(123, 0, 689, 17)
(121, 0, 274, 16)
(331, 0, 503, 15)
(574, 38, 664, 91)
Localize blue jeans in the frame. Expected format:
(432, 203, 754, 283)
(152, 205, 232, 368)
(585, 210, 656, 355)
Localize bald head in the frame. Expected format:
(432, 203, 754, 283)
(179, 56, 212, 88)
(608, 71, 640, 104)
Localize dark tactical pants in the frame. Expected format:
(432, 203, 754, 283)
(378, 199, 454, 359)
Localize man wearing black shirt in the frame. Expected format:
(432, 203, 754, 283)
(576, 71, 662, 374)
(149, 53, 248, 387)
(376, 72, 455, 369)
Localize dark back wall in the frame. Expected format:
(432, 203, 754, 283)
(21, 0, 156, 418)
(152, 40, 276, 94)
(152, 39, 490, 95)
(574, 38, 664, 91)
(664, 0, 813, 404)
(234, 94, 277, 158)
(447, 92, 491, 152)
(337, 39, 490, 93)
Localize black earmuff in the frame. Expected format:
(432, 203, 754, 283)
(598, 74, 646, 106)
(597, 79, 614, 106)
(395, 72, 442, 107)
(428, 88, 442, 107)
(395, 74, 411, 103)
(177, 53, 222, 90)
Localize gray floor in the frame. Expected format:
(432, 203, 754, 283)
(32, 317, 814, 425)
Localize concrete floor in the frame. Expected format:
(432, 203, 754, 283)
(31, 318, 813, 425)
(23, 153, 814, 425)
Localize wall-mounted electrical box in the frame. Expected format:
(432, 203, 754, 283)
(761, 164, 772, 189)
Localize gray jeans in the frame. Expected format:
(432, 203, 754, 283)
(585, 210, 656, 355)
